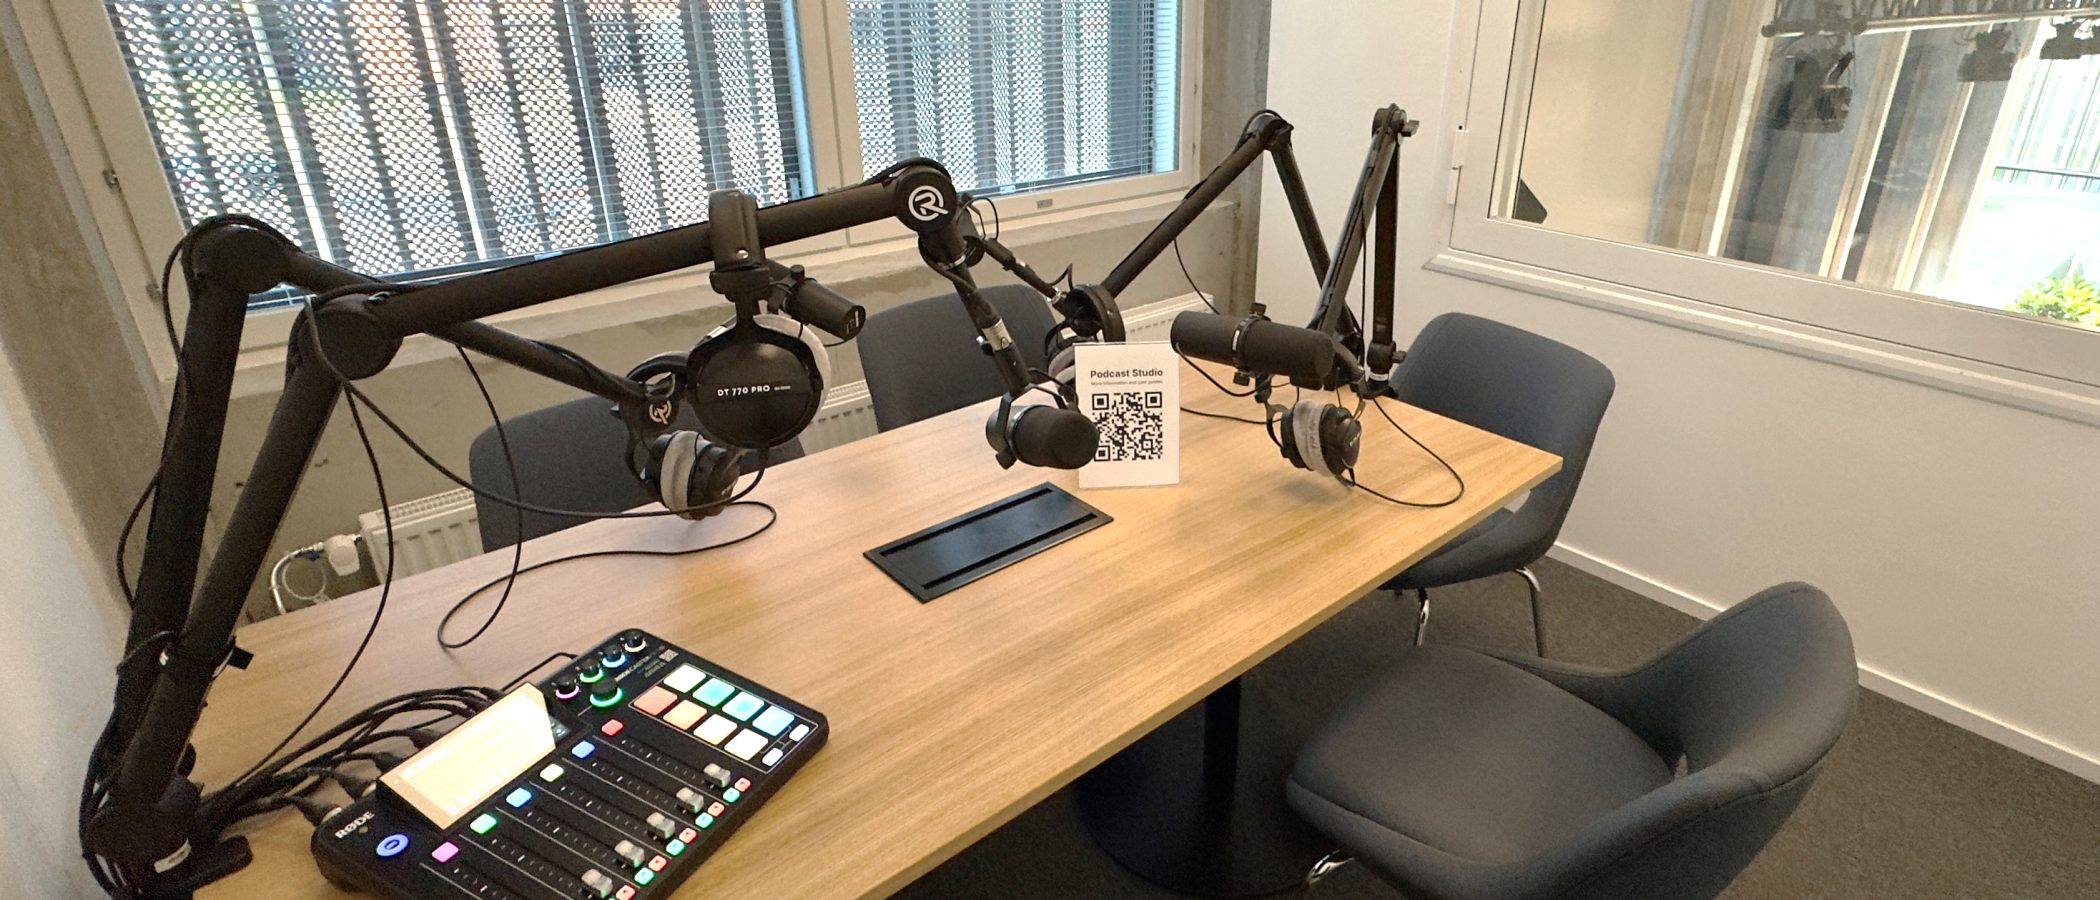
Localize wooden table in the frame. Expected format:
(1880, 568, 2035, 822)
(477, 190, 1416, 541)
(194, 364, 1559, 898)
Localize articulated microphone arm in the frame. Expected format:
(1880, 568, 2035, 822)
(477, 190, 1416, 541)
(1090, 109, 1333, 335)
(945, 110, 1340, 354)
(1306, 105, 1419, 391)
(964, 107, 1410, 390)
(1154, 106, 1420, 396)
(82, 160, 1017, 897)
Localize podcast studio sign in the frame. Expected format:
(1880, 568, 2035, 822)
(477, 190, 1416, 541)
(1074, 342, 1180, 489)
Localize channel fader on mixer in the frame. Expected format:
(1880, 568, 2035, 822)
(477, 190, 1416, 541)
(312, 629, 828, 898)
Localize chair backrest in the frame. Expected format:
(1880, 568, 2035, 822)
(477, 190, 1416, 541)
(1390, 313, 1614, 559)
(468, 395, 802, 551)
(1543, 583, 1857, 900)
(859, 284, 1059, 431)
(1625, 582, 1857, 780)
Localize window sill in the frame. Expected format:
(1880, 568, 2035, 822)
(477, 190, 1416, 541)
(226, 191, 1215, 399)
(1427, 248, 2100, 428)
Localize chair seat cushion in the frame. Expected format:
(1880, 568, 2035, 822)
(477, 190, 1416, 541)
(1289, 645, 1671, 867)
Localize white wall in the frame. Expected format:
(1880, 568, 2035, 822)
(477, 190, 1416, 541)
(1262, 0, 2100, 779)
(0, 356, 126, 898)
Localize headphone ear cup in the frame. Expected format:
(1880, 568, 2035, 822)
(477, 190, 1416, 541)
(658, 431, 699, 513)
(685, 442, 741, 519)
(655, 430, 741, 519)
(1318, 405, 1363, 476)
(754, 313, 831, 409)
(1286, 399, 1326, 474)
(1047, 343, 1080, 404)
(688, 315, 824, 451)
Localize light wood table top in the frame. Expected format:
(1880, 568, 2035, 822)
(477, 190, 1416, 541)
(195, 363, 1559, 898)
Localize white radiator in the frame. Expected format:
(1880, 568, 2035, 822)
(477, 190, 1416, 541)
(358, 488, 482, 578)
(353, 294, 1207, 574)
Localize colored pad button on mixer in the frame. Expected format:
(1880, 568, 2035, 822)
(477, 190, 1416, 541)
(762, 747, 785, 766)
(616, 887, 637, 900)
(470, 813, 499, 835)
(752, 705, 796, 736)
(635, 870, 655, 886)
(571, 740, 597, 759)
(631, 686, 678, 717)
(661, 664, 706, 693)
(697, 813, 715, 828)
(431, 841, 459, 863)
(694, 715, 737, 745)
(600, 719, 625, 737)
(540, 764, 564, 782)
(693, 677, 736, 706)
(375, 833, 409, 858)
(506, 787, 533, 808)
(662, 701, 706, 730)
(788, 723, 811, 742)
(722, 691, 765, 721)
(724, 729, 768, 761)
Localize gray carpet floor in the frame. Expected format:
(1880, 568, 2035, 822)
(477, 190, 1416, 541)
(894, 558, 2100, 899)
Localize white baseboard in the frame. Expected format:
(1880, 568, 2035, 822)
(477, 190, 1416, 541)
(1545, 543, 2100, 785)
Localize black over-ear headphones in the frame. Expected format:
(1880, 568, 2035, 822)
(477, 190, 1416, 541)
(618, 189, 833, 519)
(1279, 398, 1361, 478)
(685, 310, 830, 451)
(684, 190, 831, 452)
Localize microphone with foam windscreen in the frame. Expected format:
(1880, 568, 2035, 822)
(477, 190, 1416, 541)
(987, 399, 1099, 470)
(1170, 311, 1337, 384)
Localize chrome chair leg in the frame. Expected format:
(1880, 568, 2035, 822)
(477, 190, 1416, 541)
(1413, 588, 1431, 646)
(1306, 850, 1355, 887)
(1516, 566, 1545, 657)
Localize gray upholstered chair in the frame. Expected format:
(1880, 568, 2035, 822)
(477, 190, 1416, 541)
(1288, 582, 1856, 900)
(859, 284, 1059, 431)
(1385, 313, 1614, 655)
(467, 396, 802, 551)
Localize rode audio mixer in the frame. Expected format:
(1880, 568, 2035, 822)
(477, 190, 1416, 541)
(312, 629, 828, 898)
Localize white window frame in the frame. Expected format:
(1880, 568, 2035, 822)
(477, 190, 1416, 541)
(1445, 0, 2100, 416)
(12, 0, 1201, 380)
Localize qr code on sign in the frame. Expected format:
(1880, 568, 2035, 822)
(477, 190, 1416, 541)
(1091, 391, 1166, 462)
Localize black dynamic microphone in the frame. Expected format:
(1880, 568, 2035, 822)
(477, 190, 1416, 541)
(773, 264, 865, 340)
(1170, 311, 1337, 384)
(1009, 406, 1099, 469)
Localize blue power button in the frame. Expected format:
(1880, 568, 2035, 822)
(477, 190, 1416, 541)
(375, 833, 410, 858)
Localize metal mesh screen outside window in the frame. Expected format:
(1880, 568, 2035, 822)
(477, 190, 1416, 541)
(104, 0, 811, 308)
(846, 0, 1178, 197)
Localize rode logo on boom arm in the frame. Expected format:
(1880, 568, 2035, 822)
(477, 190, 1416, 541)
(907, 185, 948, 222)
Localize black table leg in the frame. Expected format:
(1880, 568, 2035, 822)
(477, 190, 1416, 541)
(1075, 677, 1330, 897)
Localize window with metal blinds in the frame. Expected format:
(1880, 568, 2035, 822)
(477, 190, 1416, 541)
(846, 0, 1179, 197)
(104, 0, 810, 306)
